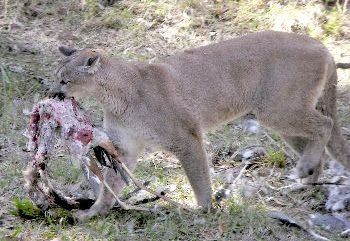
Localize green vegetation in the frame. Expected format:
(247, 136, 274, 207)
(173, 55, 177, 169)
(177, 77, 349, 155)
(80, 0, 136, 30)
(10, 197, 43, 220)
(323, 8, 345, 37)
(0, 67, 41, 133)
(265, 150, 286, 168)
(84, 0, 101, 19)
(11, 197, 75, 226)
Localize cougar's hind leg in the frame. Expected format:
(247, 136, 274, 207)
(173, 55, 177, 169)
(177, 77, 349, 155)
(282, 136, 307, 155)
(282, 136, 326, 183)
(258, 109, 333, 181)
(314, 69, 350, 170)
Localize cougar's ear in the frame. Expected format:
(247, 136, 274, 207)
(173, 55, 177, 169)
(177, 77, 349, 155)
(58, 46, 77, 56)
(85, 53, 101, 74)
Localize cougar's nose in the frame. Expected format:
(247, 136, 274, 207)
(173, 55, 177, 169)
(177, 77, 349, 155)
(54, 92, 66, 100)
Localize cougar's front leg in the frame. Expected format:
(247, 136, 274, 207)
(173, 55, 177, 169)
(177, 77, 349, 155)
(165, 129, 213, 210)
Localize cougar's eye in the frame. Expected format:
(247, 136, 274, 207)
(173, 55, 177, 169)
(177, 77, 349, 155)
(87, 58, 95, 66)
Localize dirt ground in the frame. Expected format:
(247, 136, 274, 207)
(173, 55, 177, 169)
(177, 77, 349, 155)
(1, 0, 350, 240)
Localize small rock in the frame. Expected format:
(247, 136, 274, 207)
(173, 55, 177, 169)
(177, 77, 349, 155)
(193, 217, 206, 225)
(324, 160, 350, 211)
(126, 220, 135, 235)
(242, 150, 254, 159)
(50, 238, 62, 241)
(239, 183, 260, 198)
(167, 184, 177, 192)
(7, 43, 36, 54)
(242, 119, 261, 134)
(214, 187, 231, 203)
(9, 22, 23, 30)
(231, 146, 266, 162)
(309, 213, 350, 233)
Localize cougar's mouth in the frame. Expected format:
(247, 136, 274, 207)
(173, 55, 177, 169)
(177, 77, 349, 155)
(60, 80, 71, 85)
(48, 91, 66, 100)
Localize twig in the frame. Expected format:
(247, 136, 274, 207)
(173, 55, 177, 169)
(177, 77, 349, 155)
(306, 182, 346, 186)
(214, 163, 250, 203)
(232, 163, 249, 185)
(268, 210, 330, 241)
(341, 228, 350, 236)
(269, 183, 304, 191)
(271, 181, 346, 192)
(336, 63, 350, 69)
(3, 0, 8, 19)
(343, 0, 349, 13)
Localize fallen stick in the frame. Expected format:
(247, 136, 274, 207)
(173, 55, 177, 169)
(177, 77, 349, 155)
(337, 63, 350, 69)
(268, 210, 330, 241)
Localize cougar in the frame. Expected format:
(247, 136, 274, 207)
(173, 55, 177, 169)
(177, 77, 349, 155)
(50, 30, 350, 220)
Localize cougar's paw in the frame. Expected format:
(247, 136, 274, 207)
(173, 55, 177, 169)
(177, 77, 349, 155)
(295, 161, 322, 183)
(74, 209, 98, 222)
(74, 205, 110, 222)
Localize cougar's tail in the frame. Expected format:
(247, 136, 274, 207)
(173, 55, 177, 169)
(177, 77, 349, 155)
(318, 66, 350, 169)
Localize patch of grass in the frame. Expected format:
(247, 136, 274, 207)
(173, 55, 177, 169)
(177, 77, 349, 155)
(10, 197, 43, 220)
(179, 0, 202, 10)
(11, 225, 24, 239)
(265, 150, 286, 168)
(100, 7, 133, 30)
(41, 227, 58, 240)
(78, 197, 291, 241)
(82, 2, 135, 30)
(45, 209, 74, 225)
(10, 197, 75, 227)
(84, 0, 101, 19)
(235, 0, 270, 31)
(323, 8, 345, 37)
(49, 155, 83, 184)
(0, 67, 42, 133)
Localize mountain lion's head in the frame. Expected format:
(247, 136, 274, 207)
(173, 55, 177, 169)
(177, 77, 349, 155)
(50, 46, 103, 98)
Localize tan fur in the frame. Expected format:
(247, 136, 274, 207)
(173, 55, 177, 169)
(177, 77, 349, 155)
(51, 31, 350, 220)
